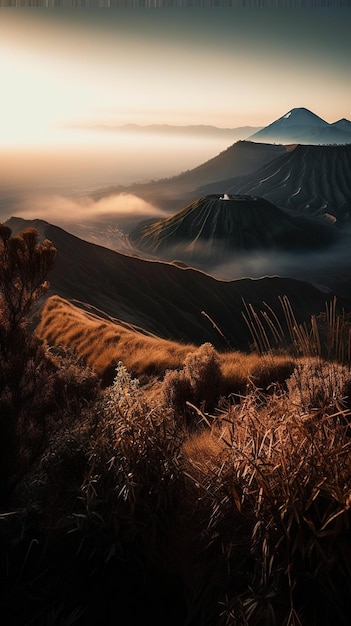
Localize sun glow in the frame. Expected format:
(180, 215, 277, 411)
(2, 48, 59, 147)
(0, 43, 108, 148)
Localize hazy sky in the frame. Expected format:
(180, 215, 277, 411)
(1, 8, 350, 148)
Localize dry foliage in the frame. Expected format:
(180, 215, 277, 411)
(181, 379, 351, 625)
(3, 237, 351, 625)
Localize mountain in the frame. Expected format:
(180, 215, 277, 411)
(73, 122, 263, 141)
(197, 144, 351, 224)
(90, 109, 351, 215)
(248, 108, 351, 145)
(130, 194, 336, 266)
(5, 216, 346, 352)
(331, 118, 351, 132)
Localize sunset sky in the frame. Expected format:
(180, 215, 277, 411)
(1, 8, 350, 148)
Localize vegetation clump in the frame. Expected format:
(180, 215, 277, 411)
(182, 384, 351, 625)
(2, 223, 351, 625)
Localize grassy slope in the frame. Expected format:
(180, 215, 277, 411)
(34, 291, 351, 626)
(3, 250, 351, 626)
(37, 294, 304, 394)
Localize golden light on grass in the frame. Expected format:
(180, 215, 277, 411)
(37, 295, 300, 397)
(37, 295, 195, 382)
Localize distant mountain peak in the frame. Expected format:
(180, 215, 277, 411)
(331, 117, 351, 129)
(247, 107, 351, 145)
(272, 107, 327, 128)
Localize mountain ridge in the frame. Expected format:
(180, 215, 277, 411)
(70, 122, 263, 140)
(5, 216, 346, 352)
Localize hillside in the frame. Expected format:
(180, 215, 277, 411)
(6, 216, 345, 351)
(37, 294, 299, 389)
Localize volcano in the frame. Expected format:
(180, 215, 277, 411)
(129, 194, 335, 266)
(198, 144, 351, 224)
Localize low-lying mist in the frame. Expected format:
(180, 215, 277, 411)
(12, 192, 165, 224)
(208, 236, 351, 302)
(135, 233, 351, 303)
(0, 191, 166, 252)
(1, 126, 350, 304)
(0, 128, 231, 248)
(2, 184, 351, 303)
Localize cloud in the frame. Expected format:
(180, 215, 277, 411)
(13, 192, 165, 225)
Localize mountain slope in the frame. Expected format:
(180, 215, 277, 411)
(248, 108, 351, 145)
(6, 216, 345, 352)
(331, 118, 351, 132)
(92, 141, 288, 212)
(197, 144, 351, 223)
(130, 194, 336, 266)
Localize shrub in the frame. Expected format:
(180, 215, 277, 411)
(69, 362, 186, 567)
(184, 342, 222, 409)
(287, 358, 350, 411)
(162, 368, 192, 418)
(162, 343, 223, 427)
(49, 349, 100, 411)
(0, 224, 56, 334)
(10, 361, 188, 624)
(0, 224, 56, 505)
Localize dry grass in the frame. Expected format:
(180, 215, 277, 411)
(243, 295, 351, 363)
(4, 290, 351, 625)
(36, 295, 195, 383)
(181, 381, 351, 625)
(37, 296, 297, 399)
(7, 224, 351, 624)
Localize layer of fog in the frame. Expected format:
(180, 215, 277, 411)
(0, 191, 166, 253)
(2, 182, 350, 303)
(0, 129, 232, 252)
(135, 234, 351, 303)
(209, 237, 351, 302)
